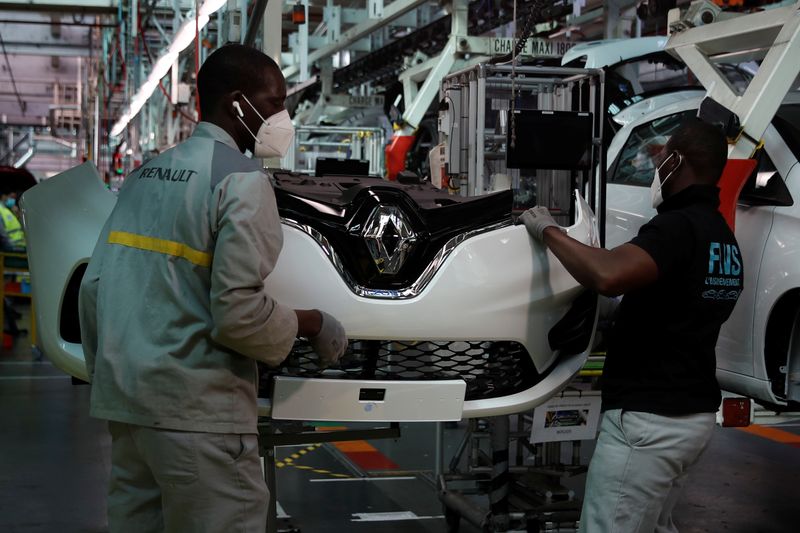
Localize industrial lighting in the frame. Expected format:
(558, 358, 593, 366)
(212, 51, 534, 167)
(110, 0, 227, 137)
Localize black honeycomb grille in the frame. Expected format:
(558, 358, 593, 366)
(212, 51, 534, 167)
(271, 340, 540, 401)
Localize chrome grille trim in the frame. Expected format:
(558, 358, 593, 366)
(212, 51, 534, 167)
(281, 217, 512, 300)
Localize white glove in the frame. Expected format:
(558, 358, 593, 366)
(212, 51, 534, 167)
(518, 206, 564, 241)
(309, 311, 348, 366)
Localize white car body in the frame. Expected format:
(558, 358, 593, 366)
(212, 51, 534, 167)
(561, 36, 667, 69)
(605, 91, 800, 406)
(21, 163, 600, 421)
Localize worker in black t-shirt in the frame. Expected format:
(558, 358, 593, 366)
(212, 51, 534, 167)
(520, 118, 743, 532)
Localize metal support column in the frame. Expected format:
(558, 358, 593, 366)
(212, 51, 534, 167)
(298, 0, 309, 81)
(467, 74, 478, 196)
(265, 447, 279, 533)
(262, 0, 282, 65)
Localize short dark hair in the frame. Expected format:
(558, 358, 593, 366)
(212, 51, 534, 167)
(667, 117, 728, 184)
(197, 44, 280, 118)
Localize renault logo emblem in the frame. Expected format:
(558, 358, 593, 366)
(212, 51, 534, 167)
(362, 206, 417, 275)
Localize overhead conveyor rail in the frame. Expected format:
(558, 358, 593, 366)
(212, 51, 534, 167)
(289, 0, 572, 95)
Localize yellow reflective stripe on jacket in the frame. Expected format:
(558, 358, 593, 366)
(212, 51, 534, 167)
(108, 231, 212, 267)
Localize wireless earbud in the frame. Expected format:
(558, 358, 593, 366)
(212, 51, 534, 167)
(233, 101, 244, 118)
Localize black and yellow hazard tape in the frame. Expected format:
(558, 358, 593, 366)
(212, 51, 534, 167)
(275, 443, 352, 479)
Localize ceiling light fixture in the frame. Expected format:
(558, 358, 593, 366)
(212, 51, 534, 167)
(110, 0, 227, 137)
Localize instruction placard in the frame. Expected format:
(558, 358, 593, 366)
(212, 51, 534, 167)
(530, 392, 602, 443)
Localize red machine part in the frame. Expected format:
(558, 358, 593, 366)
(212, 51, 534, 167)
(718, 158, 757, 231)
(384, 134, 415, 181)
(720, 397, 752, 427)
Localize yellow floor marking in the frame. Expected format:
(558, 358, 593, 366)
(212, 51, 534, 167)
(274, 443, 352, 478)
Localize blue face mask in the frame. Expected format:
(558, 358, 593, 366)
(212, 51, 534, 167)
(4, 198, 15, 208)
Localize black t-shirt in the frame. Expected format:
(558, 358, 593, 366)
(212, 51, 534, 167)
(601, 185, 744, 415)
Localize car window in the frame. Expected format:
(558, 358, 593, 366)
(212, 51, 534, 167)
(609, 111, 695, 186)
(773, 104, 800, 161)
(603, 54, 751, 117)
(605, 53, 700, 117)
(739, 149, 794, 207)
(716, 64, 753, 95)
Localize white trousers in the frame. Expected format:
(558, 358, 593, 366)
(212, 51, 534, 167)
(107, 421, 268, 533)
(578, 409, 715, 533)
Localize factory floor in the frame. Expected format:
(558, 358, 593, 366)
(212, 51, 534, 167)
(1, 303, 798, 533)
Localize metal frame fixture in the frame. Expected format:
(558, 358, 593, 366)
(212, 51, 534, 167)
(281, 124, 387, 176)
(438, 62, 607, 243)
(666, 0, 800, 159)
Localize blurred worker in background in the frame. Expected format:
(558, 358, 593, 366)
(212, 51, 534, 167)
(520, 118, 742, 532)
(0, 189, 26, 340)
(0, 191, 25, 250)
(79, 44, 347, 533)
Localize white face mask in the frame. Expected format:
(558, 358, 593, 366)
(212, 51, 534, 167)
(237, 94, 295, 158)
(650, 152, 682, 209)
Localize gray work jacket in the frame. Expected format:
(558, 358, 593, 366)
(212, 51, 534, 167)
(79, 122, 299, 434)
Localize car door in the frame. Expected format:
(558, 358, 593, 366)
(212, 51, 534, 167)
(716, 129, 786, 382)
(728, 122, 797, 402)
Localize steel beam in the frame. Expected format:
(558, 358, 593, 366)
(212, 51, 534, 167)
(0, 18, 117, 27)
(0, 43, 91, 57)
(400, 37, 457, 130)
(243, 0, 269, 47)
(282, 0, 429, 80)
(262, 0, 281, 64)
(0, 0, 118, 14)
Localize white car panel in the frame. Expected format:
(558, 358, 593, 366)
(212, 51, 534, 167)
(611, 90, 705, 128)
(271, 377, 467, 422)
(604, 184, 653, 249)
(266, 192, 597, 376)
(746, 161, 800, 403)
(20, 162, 116, 383)
(22, 163, 600, 419)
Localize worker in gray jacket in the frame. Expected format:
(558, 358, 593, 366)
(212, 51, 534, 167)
(78, 44, 347, 533)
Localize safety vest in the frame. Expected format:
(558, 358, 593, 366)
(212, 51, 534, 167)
(0, 204, 25, 248)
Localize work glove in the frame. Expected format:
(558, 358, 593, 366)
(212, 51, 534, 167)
(309, 311, 348, 367)
(518, 206, 564, 241)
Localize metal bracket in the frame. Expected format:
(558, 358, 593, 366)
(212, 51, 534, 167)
(666, 0, 800, 158)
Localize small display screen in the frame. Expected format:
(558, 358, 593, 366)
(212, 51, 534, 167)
(506, 110, 594, 170)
